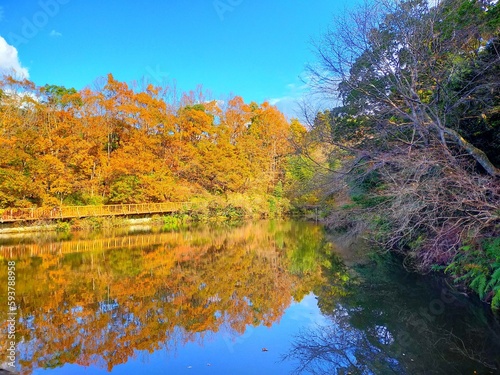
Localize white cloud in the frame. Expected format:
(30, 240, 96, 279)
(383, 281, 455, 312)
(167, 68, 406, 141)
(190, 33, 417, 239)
(0, 36, 29, 79)
(49, 30, 62, 37)
(269, 96, 303, 120)
(268, 76, 337, 125)
(269, 96, 290, 106)
(268, 79, 311, 119)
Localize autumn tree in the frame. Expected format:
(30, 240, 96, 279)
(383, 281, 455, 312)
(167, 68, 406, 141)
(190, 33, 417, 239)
(0, 74, 302, 214)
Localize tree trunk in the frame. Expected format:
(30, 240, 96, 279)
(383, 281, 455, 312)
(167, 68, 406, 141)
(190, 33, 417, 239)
(442, 126, 500, 177)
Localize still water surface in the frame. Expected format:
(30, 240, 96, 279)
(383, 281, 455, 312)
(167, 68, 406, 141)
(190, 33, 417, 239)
(1, 220, 499, 374)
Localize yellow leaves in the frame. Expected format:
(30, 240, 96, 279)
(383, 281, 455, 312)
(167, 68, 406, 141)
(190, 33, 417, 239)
(177, 106, 214, 142)
(417, 88, 433, 104)
(5, 222, 315, 354)
(0, 76, 304, 208)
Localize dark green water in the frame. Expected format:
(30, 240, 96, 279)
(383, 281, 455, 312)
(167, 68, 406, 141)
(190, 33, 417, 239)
(0, 220, 499, 374)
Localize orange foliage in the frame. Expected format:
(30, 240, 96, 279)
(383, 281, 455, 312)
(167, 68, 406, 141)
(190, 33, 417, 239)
(0, 75, 305, 207)
(0, 221, 324, 374)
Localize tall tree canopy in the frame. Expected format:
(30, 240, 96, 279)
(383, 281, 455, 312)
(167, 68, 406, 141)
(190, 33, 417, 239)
(309, 0, 500, 175)
(0, 74, 302, 210)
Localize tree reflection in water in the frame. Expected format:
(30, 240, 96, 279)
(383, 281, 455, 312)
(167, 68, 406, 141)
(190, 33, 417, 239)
(284, 252, 500, 375)
(2, 222, 500, 374)
(284, 306, 404, 375)
(0, 221, 331, 374)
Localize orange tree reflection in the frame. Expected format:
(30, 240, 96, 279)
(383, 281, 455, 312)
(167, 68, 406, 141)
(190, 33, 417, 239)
(2, 221, 335, 374)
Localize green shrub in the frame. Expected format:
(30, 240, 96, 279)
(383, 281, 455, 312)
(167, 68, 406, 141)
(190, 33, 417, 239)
(446, 237, 500, 310)
(55, 221, 71, 233)
(162, 215, 184, 231)
(70, 216, 125, 231)
(351, 194, 389, 209)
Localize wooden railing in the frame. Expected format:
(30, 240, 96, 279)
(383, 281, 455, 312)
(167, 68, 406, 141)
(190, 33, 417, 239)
(0, 233, 174, 258)
(0, 232, 282, 266)
(0, 202, 193, 223)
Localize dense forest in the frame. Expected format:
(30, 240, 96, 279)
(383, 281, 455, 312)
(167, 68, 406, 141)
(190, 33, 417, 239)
(0, 74, 304, 217)
(296, 0, 500, 309)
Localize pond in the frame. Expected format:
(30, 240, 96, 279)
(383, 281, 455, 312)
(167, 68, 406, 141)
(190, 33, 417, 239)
(1, 220, 499, 374)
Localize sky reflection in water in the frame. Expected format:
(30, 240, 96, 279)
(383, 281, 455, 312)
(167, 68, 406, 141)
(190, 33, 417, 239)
(1, 220, 499, 374)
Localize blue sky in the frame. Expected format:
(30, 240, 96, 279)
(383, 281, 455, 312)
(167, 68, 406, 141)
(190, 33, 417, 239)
(0, 0, 353, 117)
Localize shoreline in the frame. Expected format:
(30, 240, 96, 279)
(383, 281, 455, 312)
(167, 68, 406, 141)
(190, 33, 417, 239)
(0, 217, 156, 235)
